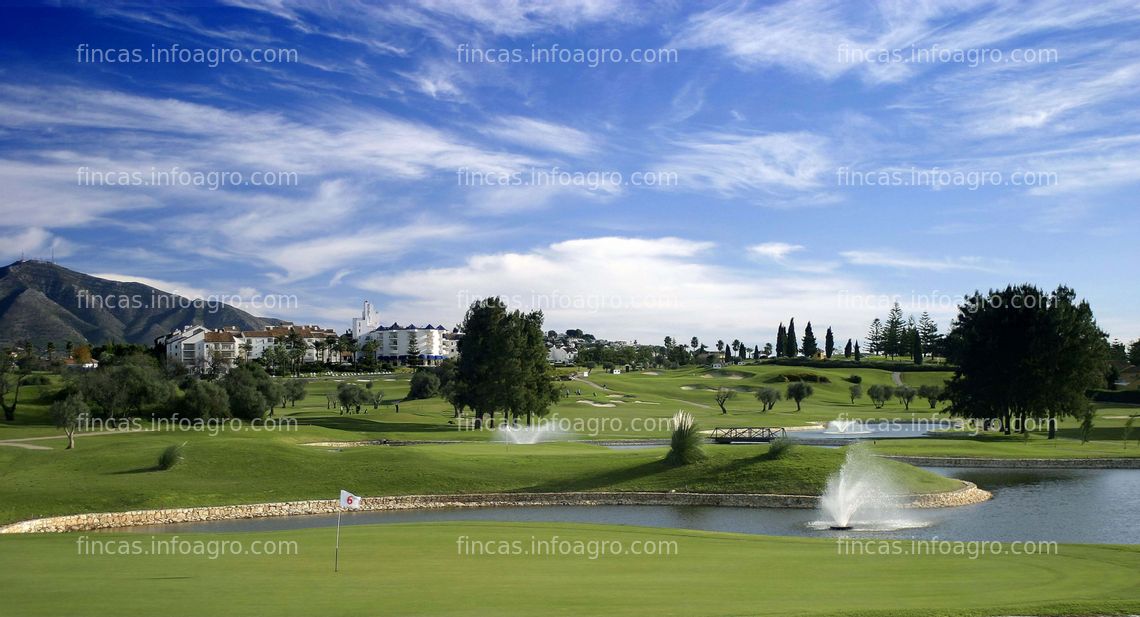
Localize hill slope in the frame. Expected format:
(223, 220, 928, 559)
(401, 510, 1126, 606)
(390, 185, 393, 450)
(0, 260, 281, 346)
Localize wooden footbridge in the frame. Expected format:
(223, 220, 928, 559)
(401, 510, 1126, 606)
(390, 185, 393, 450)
(708, 427, 788, 443)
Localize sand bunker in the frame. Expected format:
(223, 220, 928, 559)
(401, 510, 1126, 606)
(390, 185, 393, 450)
(576, 400, 616, 408)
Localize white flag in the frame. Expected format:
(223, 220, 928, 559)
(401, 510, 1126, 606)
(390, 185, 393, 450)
(339, 489, 362, 510)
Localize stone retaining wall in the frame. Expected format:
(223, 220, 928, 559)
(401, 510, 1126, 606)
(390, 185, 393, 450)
(0, 484, 989, 534)
(883, 456, 1140, 469)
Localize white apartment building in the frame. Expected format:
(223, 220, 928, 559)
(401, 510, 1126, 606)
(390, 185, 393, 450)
(351, 301, 379, 339)
(156, 323, 338, 370)
(359, 323, 449, 365)
(240, 325, 338, 363)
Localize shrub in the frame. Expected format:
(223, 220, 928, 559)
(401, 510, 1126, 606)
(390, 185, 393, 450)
(408, 371, 441, 400)
(766, 436, 795, 459)
(20, 374, 51, 386)
(846, 374, 862, 384)
(158, 443, 185, 470)
(665, 411, 706, 465)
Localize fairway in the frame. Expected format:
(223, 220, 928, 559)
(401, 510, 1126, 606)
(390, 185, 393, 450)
(1, 522, 1136, 617)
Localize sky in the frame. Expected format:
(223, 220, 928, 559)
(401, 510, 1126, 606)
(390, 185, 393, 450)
(1, 0, 1138, 347)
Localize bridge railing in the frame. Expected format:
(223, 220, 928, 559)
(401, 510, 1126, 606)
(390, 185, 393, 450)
(708, 427, 788, 443)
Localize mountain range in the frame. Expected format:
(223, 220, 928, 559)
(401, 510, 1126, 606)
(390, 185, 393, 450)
(0, 260, 283, 347)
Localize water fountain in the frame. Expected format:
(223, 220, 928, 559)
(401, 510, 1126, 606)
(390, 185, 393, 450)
(823, 419, 873, 435)
(493, 423, 566, 445)
(813, 446, 923, 531)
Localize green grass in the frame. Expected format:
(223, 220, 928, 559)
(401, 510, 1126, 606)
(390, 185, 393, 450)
(0, 522, 1136, 617)
(0, 434, 958, 524)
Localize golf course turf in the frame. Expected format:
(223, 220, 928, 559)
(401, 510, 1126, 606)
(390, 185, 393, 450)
(1, 522, 1136, 617)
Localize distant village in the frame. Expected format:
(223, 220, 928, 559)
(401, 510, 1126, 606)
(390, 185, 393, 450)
(152, 301, 649, 374)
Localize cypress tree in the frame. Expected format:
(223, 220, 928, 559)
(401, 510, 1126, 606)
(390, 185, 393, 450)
(854, 341, 862, 362)
(786, 318, 798, 357)
(844, 338, 853, 358)
(776, 323, 786, 357)
(824, 327, 835, 359)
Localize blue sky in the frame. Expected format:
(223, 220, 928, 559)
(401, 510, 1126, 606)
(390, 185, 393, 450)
(1, 0, 1138, 346)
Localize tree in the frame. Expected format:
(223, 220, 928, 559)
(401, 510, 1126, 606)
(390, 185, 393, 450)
(825, 327, 835, 359)
(918, 312, 940, 358)
(867, 384, 894, 409)
(848, 384, 863, 404)
(117, 363, 173, 416)
(457, 298, 558, 428)
(222, 362, 274, 420)
(866, 319, 883, 356)
(918, 384, 943, 409)
(714, 387, 736, 414)
(408, 370, 441, 399)
(895, 385, 917, 410)
(762, 342, 772, 357)
(785, 381, 813, 411)
(179, 379, 230, 419)
(436, 358, 467, 417)
(844, 338, 853, 359)
(283, 379, 307, 407)
(405, 335, 422, 367)
(755, 387, 780, 411)
(944, 285, 1109, 438)
(51, 393, 87, 449)
(336, 382, 366, 414)
(1128, 339, 1140, 366)
(775, 323, 786, 357)
(911, 328, 923, 365)
(0, 354, 30, 421)
(884, 303, 905, 358)
(801, 322, 818, 358)
(785, 318, 798, 357)
(1106, 365, 1120, 389)
(854, 341, 862, 362)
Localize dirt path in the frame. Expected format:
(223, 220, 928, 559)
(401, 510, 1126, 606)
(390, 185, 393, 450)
(891, 371, 903, 386)
(0, 428, 151, 450)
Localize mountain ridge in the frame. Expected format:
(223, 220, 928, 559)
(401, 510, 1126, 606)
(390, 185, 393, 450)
(0, 260, 285, 346)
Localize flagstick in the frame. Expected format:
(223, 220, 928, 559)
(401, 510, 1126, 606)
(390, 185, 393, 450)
(334, 509, 342, 573)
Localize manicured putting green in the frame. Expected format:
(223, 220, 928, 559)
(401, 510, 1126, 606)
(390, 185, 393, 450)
(1, 522, 1136, 616)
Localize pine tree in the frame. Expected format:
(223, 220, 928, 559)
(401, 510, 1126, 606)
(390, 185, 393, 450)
(776, 323, 786, 357)
(405, 334, 422, 367)
(866, 318, 884, 355)
(844, 338, 853, 358)
(801, 322, 818, 357)
(824, 327, 835, 359)
(884, 303, 905, 358)
(918, 312, 940, 359)
(785, 318, 798, 357)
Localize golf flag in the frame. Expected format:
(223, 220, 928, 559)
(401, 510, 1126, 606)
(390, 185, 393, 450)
(339, 489, 361, 510)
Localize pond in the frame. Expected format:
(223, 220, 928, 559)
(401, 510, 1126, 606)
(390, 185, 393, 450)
(115, 467, 1140, 544)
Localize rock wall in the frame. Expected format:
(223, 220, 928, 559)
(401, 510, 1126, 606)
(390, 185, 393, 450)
(883, 456, 1140, 469)
(0, 484, 990, 534)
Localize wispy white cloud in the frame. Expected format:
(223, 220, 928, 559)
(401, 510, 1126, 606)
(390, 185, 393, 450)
(841, 250, 1002, 272)
(655, 131, 833, 200)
